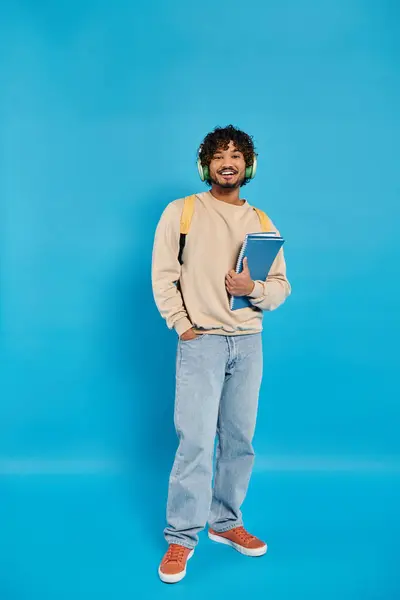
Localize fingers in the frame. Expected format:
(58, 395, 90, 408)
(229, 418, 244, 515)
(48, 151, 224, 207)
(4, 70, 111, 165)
(225, 276, 235, 294)
(225, 270, 241, 294)
(227, 261, 249, 281)
(226, 259, 251, 298)
(226, 273, 234, 284)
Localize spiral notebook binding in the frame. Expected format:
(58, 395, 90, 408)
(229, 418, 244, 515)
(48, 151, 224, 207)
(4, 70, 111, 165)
(230, 234, 249, 309)
(235, 234, 249, 273)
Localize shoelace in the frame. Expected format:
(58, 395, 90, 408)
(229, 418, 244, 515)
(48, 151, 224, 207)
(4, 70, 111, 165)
(165, 544, 186, 563)
(234, 527, 256, 545)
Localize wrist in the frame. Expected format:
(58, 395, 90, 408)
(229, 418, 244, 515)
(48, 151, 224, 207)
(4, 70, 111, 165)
(248, 280, 264, 299)
(174, 317, 193, 337)
(247, 281, 255, 296)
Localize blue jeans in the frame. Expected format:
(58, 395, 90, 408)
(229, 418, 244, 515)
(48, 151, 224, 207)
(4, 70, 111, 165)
(164, 333, 263, 549)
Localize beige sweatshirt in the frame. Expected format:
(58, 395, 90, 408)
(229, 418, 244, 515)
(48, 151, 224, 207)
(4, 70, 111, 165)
(151, 191, 291, 337)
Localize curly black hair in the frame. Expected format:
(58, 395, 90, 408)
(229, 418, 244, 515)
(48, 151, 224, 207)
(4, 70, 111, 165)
(197, 124, 257, 186)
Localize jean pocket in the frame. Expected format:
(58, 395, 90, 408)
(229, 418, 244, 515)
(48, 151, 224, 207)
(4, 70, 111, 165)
(181, 334, 207, 344)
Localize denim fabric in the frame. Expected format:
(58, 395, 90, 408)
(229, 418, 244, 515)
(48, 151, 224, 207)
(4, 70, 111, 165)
(164, 333, 263, 549)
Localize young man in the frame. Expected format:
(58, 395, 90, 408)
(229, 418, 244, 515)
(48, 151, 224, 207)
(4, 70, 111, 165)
(151, 125, 291, 584)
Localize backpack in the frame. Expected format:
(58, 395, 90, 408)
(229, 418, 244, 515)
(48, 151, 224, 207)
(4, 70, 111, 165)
(178, 194, 273, 265)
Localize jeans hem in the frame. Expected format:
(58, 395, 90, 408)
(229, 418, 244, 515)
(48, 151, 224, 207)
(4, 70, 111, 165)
(164, 536, 196, 550)
(208, 521, 243, 534)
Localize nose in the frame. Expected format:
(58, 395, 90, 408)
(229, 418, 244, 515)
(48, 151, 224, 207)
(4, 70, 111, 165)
(219, 162, 237, 172)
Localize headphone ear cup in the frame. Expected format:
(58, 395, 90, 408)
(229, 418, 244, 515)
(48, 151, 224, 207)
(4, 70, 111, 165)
(250, 154, 257, 179)
(197, 157, 205, 181)
(245, 154, 257, 179)
(202, 165, 210, 181)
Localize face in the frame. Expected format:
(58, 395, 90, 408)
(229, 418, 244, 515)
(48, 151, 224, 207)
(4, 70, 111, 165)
(208, 141, 247, 189)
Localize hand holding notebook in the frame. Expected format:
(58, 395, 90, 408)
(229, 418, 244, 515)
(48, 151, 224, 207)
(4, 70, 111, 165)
(225, 257, 254, 298)
(229, 232, 285, 310)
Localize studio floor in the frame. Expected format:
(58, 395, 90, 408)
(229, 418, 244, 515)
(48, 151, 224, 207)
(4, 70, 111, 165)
(2, 467, 399, 600)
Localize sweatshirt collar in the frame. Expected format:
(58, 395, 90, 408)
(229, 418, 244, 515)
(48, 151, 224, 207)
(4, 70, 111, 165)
(199, 191, 250, 209)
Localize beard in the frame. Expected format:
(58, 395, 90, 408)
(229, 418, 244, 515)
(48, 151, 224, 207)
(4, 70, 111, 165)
(209, 173, 246, 189)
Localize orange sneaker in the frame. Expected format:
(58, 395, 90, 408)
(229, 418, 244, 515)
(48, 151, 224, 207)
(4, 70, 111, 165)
(158, 544, 194, 583)
(208, 526, 267, 557)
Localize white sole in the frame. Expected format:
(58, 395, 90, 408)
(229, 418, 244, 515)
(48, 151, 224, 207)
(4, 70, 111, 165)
(158, 549, 194, 584)
(208, 532, 267, 557)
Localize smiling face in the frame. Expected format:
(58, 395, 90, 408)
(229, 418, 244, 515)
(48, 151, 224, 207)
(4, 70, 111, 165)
(208, 141, 247, 189)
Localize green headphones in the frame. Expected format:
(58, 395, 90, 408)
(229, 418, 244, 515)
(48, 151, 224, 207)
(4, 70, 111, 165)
(197, 154, 258, 182)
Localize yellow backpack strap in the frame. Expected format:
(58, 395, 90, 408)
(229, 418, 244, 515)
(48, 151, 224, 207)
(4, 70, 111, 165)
(178, 195, 196, 264)
(180, 194, 196, 234)
(253, 207, 273, 232)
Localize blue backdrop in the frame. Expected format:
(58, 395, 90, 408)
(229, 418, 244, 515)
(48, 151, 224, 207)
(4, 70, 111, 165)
(1, 1, 399, 598)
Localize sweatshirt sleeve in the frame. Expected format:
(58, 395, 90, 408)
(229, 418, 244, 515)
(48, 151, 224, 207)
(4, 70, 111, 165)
(151, 202, 193, 336)
(247, 224, 291, 311)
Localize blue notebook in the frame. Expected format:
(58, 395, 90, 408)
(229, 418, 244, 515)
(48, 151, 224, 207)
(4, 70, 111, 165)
(230, 232, 285, 310)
